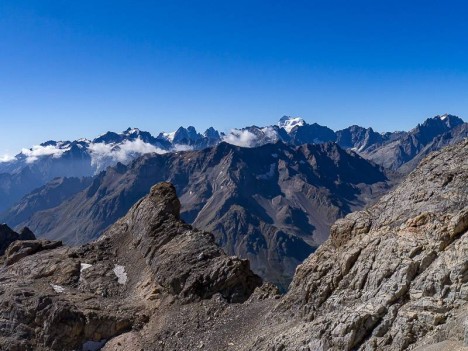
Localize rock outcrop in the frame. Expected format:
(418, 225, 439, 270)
(250, 140, 468, 350)
(102, 182, 261, 303)
(0, 224, 36, 256)
(0, 182, 261, 350)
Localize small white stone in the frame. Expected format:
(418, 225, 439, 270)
(50, 284, 65, 293)
(80, 263, 92, 272)
(113, 265, 128, 285)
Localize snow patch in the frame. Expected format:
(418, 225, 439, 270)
(162, 131, 176, 142)
(126, 128, 140, 134)
(113, 265, 127, 285)
(80, 263, 92, 272)
(50, 284, 65, 293)
(358, 144, 366, 152)
(223, 129, 258, 147)
(278, 116, 305, 133)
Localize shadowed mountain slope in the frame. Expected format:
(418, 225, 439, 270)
(10, 142, 390, 288)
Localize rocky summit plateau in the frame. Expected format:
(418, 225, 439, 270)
(0, 138, 467, 351)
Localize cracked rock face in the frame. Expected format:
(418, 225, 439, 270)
(251, 140, 468, 350)
(0, 182, 261, 351)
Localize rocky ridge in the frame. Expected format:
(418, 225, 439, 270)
(0, 182, 261, 351)
(0, 224, 35, 255)
(250, 139, 468, 350)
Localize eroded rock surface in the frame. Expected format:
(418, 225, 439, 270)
(0, 182, 262, 350)
(250, 140, 468, 350)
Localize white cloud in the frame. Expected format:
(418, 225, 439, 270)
(172, 144, 194, 152)
(261, 126, 280, 140)
(223, 129, 258, 147)
(0, 154, 15, 163)
(89, 138, 166, 172)
(21, 144, 69, 163)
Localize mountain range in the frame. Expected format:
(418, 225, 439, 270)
(0, 114, 465, 213)
(2, 141, 391, 288)
(0, 139, 466, 350)
(1, 113, 466, 288)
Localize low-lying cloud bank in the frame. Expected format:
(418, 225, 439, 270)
(222, 129, 258, 147)
(5, 138, 168, 173)
(21, 144, 69, 163)
(0, 154, 15, 163)
(89, 138, 167, 172)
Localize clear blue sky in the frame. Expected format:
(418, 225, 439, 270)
(1, 0, 468, 155)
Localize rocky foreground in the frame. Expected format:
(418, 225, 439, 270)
(254, 139, 468, 351)
(0, 139, 467, 351)
(0, 183, 263, 351)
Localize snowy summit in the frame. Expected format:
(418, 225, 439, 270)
(278, 116, 305, 133)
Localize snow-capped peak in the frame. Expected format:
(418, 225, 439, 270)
(439, 114, 448, 121)
(278, 116, 305, 133)
(125, 127, 141, 135)
(162, 131, 176, 142)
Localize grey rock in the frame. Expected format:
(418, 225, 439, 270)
(251, 139, 468, 350)
(0, 181, 261, 350)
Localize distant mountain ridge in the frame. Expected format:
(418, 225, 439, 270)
(0, 113, 465, 215)
(0, 113, 466, 288)
(1, 114, 464, 175)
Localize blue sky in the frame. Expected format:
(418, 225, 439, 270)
(1, 0, 468, 155)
